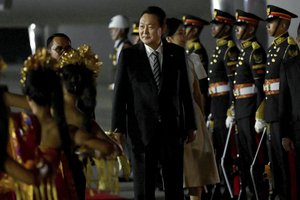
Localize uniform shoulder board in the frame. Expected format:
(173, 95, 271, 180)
(288, 36, 296, 45)
(252, 41, 260, 50)
(287, 45, 299, 58)
(227, 40, 235, 48)
(194, 42, 202, 50)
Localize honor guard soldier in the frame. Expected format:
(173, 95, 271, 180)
(108, 15, 132, 90)
(208, 9, 239, 199)
(257, 5, 299, 200)
(183, 15, 210, 118)
(231, 10, 267, 199)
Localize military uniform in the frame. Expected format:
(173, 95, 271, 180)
(233, 10, 266, 199)
(109, 38, 132, 82)
(183, 15, 210, 118)
(263, 5, 299, 200)
(207, 10, 238, 199)
(208, 9, 238, 164)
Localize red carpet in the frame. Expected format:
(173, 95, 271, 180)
(85, 190, 128, 200)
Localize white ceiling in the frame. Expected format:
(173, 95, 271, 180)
(0, 0, 212, 27)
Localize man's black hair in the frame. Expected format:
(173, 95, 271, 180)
(140, 6, 166, 26)
(46, 33, 71, 49)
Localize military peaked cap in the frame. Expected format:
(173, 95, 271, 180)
(266, 5, 298, 21)
(182, 15, 209, 27)
(210, 9, 235, 25)
(235, 9, 263, 25)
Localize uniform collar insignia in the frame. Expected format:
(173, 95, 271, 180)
(241, 40, 252, 49)
(273, 32, 289, 45)
(216, 38, 228, 47)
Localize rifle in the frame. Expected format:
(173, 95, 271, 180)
(250, 127, 267, 200)
(221, 122, 234, 198)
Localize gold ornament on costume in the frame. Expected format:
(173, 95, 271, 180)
(59, 44, 102, 77)
(20, 48, 57, 85)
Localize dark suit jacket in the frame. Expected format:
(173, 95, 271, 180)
(279, 55, 300, 138)
(111, 42, 196, 147)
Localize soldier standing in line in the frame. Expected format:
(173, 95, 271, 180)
(108, 15, 132, 90)
(255, 5, 299, 200)
(207, 9, 239, 199)
(183, 15, 210, 118)
(230, 9, 266, 199)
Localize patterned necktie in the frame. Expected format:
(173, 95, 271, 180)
(151, 51, 161, 91)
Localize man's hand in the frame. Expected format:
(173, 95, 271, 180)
(282, 137, 294, 152)
(254, 119, 267, 133)
(186, 130, 197, 144)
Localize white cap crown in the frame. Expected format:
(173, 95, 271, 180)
(108, 15, 129, 29)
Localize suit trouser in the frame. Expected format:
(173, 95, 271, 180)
(269, 122, 290, 200)
(130, 134, 184, 200)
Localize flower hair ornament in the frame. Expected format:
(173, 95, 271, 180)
(58, 44, 102, 77)
(20, 48, 57, 85)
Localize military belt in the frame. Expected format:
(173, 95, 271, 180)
(264, 79, 280, 95)
(234, 83, 256, 99)
(209, 82, 230, 97)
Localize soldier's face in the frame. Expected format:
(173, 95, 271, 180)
(139, 13, 163, 49)
(211, 23, 223, 38)
(266, 19, 279, 36)
(109, 28, 122, 41)
(235, 25, 246, 40)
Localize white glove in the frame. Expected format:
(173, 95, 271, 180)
(225, 116, 235, 128)
(206, 113, 214, 133)
(254, 119, 267, 133)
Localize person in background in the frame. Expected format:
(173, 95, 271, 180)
(257, 5, 299, 200)
(165, 17, 219, 200)
(279, 21, 300, 200)
(231, 9, 266, 199)
(131, 21, 141, 45)
(111, 6, 196, 200)
(183, 14, 210, 118)
(208, 9, 239, 199)
(108, 14, 132, 91)
(47, 33, 72, 61)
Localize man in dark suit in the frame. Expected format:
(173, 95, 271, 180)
(279, 22, 300, 199)
(111, 6, 196, 200)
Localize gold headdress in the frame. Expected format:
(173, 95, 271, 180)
(58, 44, 102, 77)
(20, 48, 57, 85)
